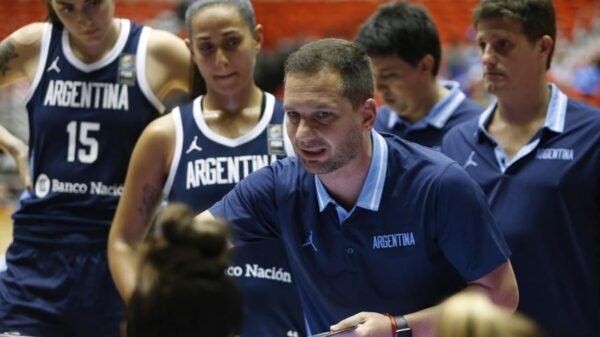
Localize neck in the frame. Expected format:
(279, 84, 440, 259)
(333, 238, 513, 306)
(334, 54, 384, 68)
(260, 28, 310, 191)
(495, 82, 550, 125)
(205, 84, 262, 114)
(318, 133, 372, 210)
(69, 19, 120, 63)
(402, 81, 448, 124)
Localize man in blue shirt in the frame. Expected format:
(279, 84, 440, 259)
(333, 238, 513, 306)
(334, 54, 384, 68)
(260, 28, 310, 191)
(442, 1, 600, 336)
(202, 38, 518, 337)
(355, 2, 482, 149)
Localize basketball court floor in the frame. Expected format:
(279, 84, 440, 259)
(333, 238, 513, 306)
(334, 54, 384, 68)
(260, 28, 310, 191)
(0, 205, 13, 271)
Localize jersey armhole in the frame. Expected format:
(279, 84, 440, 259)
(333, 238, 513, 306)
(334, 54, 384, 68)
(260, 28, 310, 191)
(24, 23, 52, 104)
(163, 107, 184, 196)
(136, 26, 165, 114)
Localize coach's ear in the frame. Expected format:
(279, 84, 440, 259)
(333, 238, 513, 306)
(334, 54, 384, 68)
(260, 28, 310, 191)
(360, 98, 377, 130)
(538, 35, 553, 65)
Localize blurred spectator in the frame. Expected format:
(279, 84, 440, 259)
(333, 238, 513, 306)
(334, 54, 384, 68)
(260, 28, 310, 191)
(436, 292, 543, 337)
(572, 50, 600, 98)
(254, 41, 300, 96)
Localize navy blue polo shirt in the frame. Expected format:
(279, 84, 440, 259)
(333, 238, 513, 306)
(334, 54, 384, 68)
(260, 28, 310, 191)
(374, 80, 482, 149)
(211, 131, 510, 334)
(441, 84, 600, 337)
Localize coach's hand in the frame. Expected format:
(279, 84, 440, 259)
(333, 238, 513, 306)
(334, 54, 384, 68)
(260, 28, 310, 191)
(331, 312, 393, 337)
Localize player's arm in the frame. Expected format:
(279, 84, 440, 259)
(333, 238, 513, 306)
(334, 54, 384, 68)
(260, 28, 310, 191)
(203, 161, 282, 243)
(0, 23, 43, 88)
(331, 261, 517, 337)
(108, 115, 176, 302)
(145, 29, 193, 111)
(0, 23, 45, 189)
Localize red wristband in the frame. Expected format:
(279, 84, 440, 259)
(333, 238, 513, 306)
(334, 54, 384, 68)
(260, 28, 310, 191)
(385, 313, 397, 337)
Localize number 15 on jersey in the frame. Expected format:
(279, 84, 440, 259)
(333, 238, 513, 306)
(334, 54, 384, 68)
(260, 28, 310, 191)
(66, 121, 100, 164)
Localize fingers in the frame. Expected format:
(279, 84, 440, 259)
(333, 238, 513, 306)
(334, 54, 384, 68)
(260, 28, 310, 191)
(332, 312, 393, 337)
(331, 312, 366, 331)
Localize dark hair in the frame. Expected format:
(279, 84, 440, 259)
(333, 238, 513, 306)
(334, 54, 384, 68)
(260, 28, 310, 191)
(127, 203, 242, 337)
(473, 0, 556, 69)
(356, 1, 442, 76)
(185, 0, 256, 35)
(45, 0, 62, 26)
(284, 38, 374, 109)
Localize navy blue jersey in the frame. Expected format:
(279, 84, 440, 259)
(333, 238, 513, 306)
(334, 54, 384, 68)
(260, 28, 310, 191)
(211, 130, 510, 334)
(13, 20, 163, 246)
(374, 80, 481, 149)
(228, 240, 304, 337)
(165, 93, 304, 337)
(441, 85, 600, 337)
(164, 92, 292, 210)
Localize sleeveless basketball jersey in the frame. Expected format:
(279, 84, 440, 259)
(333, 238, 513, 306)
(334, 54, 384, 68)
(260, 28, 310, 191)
(164, 92, 291, 211)
(228, 240, 304, 337)
(13, 20, 164, 245)
(164, 94, 305, 337)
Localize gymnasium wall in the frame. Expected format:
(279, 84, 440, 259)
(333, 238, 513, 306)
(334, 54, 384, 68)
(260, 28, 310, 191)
(2, 0, 598, 47)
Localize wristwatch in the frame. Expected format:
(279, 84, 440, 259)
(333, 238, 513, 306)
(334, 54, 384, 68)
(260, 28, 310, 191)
(394, 315, 412, 337)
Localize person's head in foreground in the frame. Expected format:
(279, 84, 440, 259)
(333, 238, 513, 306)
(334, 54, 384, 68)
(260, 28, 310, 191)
(127, 203, 242, 337)
(436, 292, 543, 337)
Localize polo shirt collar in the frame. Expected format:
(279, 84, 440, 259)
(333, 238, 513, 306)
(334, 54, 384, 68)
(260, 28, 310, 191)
(387, 80, 467, 130)
(475, 84, 568, 172)
(315, 130, 388, 220)
(477, 83, 568, 136)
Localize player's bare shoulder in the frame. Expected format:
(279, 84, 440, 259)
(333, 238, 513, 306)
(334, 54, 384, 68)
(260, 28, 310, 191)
(1, 22, 47, 85)
(140, 111, 178, 152)
(144, 28, 191, 104)
(146, 28, 191, 79)
(146, 111, 177, 136)
(8, 22, 46, 47)
(146, 28, 189, 60)
(139, 111, 179, 170)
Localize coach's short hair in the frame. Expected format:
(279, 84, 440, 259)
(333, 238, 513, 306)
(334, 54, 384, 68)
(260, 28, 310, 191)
(473, 0, 556, 69)
(356, 2, 442, 76)
(284, 38, 374, 109)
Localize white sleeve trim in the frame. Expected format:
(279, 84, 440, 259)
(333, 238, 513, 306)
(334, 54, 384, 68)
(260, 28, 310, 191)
(137, 26, 165, 114)
(24, 23, 52, 104)
(163, 107, 184, 196)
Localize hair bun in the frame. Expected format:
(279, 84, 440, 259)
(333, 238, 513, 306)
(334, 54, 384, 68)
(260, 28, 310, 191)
(158, 203, 229, 258)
